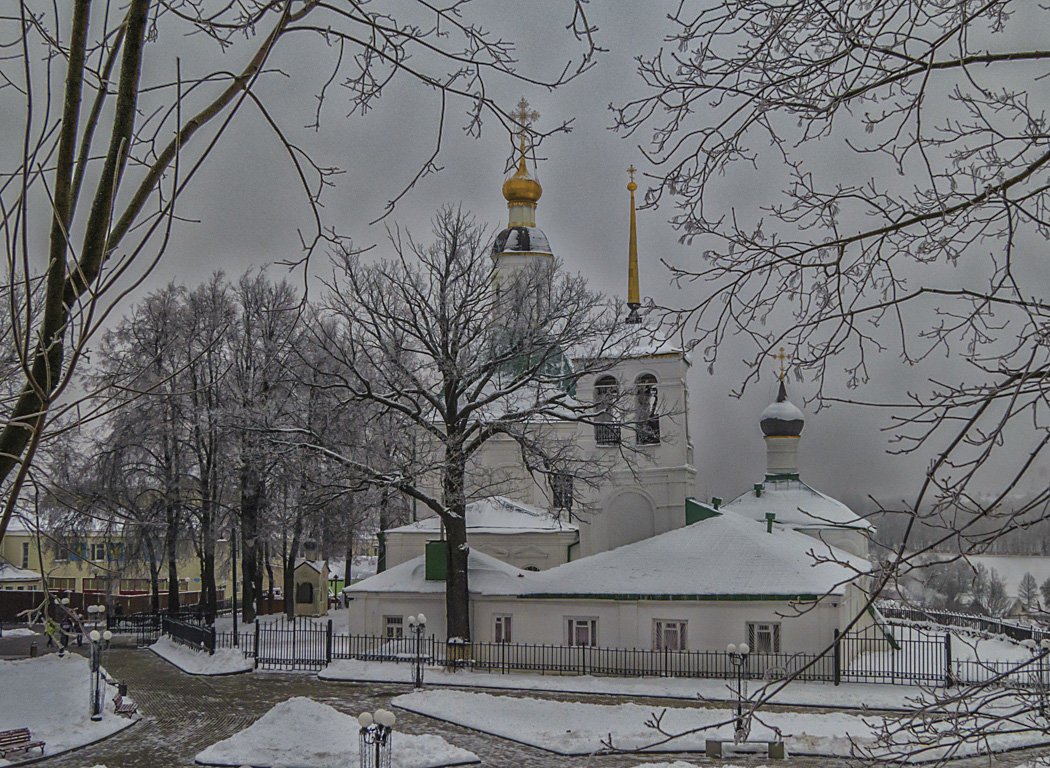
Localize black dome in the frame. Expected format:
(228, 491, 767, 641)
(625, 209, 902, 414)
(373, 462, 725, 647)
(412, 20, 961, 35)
(491, 226, 552, 256)
(760, 381, 805, 437)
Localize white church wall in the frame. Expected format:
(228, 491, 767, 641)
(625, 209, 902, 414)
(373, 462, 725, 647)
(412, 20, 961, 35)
(356, 593, 847, 653)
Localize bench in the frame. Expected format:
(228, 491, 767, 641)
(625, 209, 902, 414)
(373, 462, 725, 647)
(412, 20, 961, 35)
(112, 694, 138, 718)
(0, 728, 45, 758)
(706, 738, 786, 759)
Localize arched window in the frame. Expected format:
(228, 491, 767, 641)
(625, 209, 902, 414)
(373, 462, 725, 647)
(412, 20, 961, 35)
(594, 375, 621, 445)
(635, 374, 660, 445)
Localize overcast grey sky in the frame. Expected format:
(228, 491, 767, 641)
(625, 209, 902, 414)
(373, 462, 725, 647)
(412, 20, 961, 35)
(22, 1, 986, 513)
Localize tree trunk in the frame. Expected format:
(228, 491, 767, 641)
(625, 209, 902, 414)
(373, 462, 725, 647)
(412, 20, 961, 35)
(284, 516, 303, 620)
(165, 504, 180, 613)
(442, 449, 470, 642)
(239, 453, 263, 623)
(444, 513, 470, 642)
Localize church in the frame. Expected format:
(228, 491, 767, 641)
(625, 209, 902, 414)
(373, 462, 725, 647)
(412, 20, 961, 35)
(346, 126, 876, 656)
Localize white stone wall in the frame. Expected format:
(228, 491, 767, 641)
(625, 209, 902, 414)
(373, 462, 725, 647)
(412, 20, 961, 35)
(347, 589, 851, 654)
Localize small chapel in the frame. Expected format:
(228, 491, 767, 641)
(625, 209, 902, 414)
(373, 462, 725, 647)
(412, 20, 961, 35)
(346, 111, 876, 655)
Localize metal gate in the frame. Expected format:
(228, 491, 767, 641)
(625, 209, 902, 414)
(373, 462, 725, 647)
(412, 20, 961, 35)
(252, 615, 333, 671)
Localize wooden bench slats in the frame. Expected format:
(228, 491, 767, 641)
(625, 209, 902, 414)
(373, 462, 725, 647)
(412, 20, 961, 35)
(0, 728, 45, 757)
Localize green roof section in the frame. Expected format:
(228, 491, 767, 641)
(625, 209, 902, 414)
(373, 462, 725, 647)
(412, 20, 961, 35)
(685, 496, 722, 525)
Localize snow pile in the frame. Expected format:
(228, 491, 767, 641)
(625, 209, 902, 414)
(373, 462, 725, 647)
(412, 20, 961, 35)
(0, 654, 136, 763)
(196, 697, 478, 768)
(392, 689, 1049, 759)
(150, 636, 252, 675)
(1, 628, 37, 637)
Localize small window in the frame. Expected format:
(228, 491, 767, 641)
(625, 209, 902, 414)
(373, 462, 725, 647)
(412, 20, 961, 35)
(494, 615, 512, 643)
(653, 619, 687, 651)
(384, 615, 404, 639)
(296, 582, 314, 604)
(634, 374, 660, 445)
(566, 617, 597, 647)
(594, 376, 621, 445)
(91, 543, 106, 561)
(21, 542, 29, 569)
(551, 473, 573, 511)
(747, 622, 781, 653)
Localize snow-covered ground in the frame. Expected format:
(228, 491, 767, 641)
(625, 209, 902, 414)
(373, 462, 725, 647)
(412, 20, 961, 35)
(392, 689, 1049, 760)
(320, 658, 926, 710)
(0, 654, 137, 764)
(195, 697, 478, 768)
(150, 636, 253, 675)
(392, 689, 869, 756)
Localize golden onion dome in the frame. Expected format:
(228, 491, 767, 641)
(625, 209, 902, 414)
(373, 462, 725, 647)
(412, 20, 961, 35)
(502, 154, 542, 205)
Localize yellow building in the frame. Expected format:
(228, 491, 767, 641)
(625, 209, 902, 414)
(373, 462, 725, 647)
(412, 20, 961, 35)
(0, 518, 227, 597)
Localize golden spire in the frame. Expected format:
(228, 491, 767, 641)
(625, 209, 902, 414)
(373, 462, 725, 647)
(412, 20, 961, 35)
(626, 165, 641, 325)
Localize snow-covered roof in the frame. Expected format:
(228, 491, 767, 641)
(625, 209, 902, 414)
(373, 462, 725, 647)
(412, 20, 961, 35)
(0, 561, 41, 582)
(723, 478, 874, 531)
(295, 559, 328, 574)
(516, 509, 868, 599)
(385, 496, 577, 535)
(345, 549, 531, 596)
(576, 322, 685, 362)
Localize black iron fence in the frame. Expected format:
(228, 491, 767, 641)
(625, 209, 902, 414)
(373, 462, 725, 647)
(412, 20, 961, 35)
(880, 604, 1050, 644)
(214, 616, 333, 670)
(136, 608, 1050, 688)
(162, 615, 215, 653)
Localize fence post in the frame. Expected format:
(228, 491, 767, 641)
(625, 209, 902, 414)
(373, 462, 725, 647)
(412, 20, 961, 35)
(253, 621, 260, 670)
(945, 631, 953, 688)
(326, 619, 333, 664)
(833, 628, 841, 686)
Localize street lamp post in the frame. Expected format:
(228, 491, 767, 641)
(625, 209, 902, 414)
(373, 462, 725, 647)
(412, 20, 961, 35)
(358, 709, 396, 768)
(407, 613, 427, 689)
(89, 629, 113, 720)
(726, 643, 751, 743)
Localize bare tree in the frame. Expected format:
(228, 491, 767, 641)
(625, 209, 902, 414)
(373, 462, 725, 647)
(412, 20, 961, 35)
(1018, 571, 1039, 612)
(0, 0, 601, 543)
(615, 3, 1050, 759)
(295, 205, 635, 642)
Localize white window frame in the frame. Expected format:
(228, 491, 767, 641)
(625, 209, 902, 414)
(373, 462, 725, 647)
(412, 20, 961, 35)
(384, 615, 404, 639)
(747, 621, 781, 654)
(652, 619, 687, 651)
(566, 617, 598, 647)
(494, 614, 512, 643)
(91, 543, 106, 561)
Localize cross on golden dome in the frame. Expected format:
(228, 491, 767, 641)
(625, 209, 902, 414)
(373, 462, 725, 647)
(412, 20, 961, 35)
(627, 165, 636, 183)
(773, 347, 790, 380)
(512, 97, 540, 132)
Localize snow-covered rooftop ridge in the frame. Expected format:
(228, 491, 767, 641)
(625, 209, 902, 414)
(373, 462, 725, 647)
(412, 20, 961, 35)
(385, 496, 577, 534)
(576, 320, 685, 361)
(516, 508, 868, 598)
(346, 548, 532, 596)
(724, 478, 874, 531)
(0, 560, 41, 582)
(353, 509, 867, 599)
(295, 558, 328, 574)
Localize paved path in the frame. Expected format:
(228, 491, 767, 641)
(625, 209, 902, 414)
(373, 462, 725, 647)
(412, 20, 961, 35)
(19, 647, 1050, 768)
